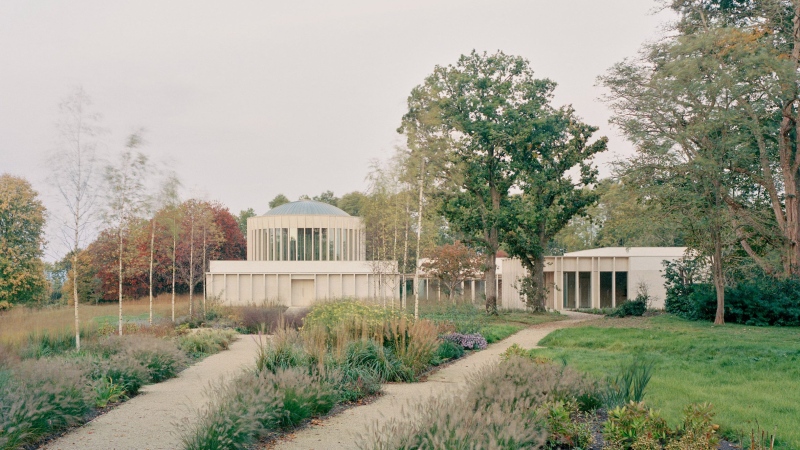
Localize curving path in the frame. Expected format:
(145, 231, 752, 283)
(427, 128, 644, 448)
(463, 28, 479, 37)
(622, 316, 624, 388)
(44, 335, 263, 450)
(268, 311, 599, 450)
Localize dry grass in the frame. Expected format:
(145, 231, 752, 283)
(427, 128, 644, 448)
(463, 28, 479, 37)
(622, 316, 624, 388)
(0, 294, 191, 348)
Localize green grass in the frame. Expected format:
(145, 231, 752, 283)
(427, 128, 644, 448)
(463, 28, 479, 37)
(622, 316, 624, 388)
(529, 314, 800, 449)
(417, 301, 565, 335)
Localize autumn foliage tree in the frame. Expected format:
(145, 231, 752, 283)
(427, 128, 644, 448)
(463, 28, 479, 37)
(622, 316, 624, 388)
(0, 174, 47, 305)
(421, 242, 483, 301)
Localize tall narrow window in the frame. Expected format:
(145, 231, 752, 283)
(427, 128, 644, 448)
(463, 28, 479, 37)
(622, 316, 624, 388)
(600, 272, 613, 308)
(268, 229, 274, 261)
(328, 228, 335, 261)
(615, 272, 628, 305)
(290, 228, 297, 261)
(282, 228, 288, 261)
(342, 228, 348, 261)
(336, 228, 342, 261)
(320, 228, 328, 261)
(579, 272, 591, 309)
(313, 228, 320, 260)
(563, 272, 576, 309)
(305, 228, 313, 261)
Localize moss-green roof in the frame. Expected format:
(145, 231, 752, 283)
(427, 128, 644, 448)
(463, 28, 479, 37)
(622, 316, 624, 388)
(264, 200, 350, 217)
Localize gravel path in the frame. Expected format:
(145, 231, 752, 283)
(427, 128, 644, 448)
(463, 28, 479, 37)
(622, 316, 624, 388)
(44, 334, 263, 450)
(270, 311, 598, 450)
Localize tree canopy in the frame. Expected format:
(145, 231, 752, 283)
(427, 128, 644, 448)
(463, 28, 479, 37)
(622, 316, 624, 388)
(0, 174, 47, 304)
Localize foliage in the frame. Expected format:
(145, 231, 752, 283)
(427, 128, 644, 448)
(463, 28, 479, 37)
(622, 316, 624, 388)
(302, 300, 408, 344)
(268, 194, 290, 210)
(531, 315, 800, 448)
(176, 329, 237, 358)
(441, 332, 487, 350)
(235, 208, 255, 237)
(420, 241, 483, 300)
(543, 400, 594, 449)
(181, 368, 335, 450)
(93, 377, 128, 408)
(432, 339, 464, 364)
(0, 174, 47, 305)
(0, 358, 94, 450)
(405, 51, 607, 312)
(603, 357, 655, 408)
(336, 191, 367, 217)
(235, 304, 292, 334)
(364, 358, 600, 449)
(418, 301, 488, 334)
(603, 401, 671, 449)
(666, 258, 800, 326)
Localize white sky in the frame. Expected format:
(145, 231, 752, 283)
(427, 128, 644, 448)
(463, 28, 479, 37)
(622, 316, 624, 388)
(0, 1, 671, 258)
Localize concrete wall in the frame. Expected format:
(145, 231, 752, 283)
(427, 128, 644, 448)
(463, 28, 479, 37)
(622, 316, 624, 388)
(205, 260, 400, 306)
(500, 250, 683, 310)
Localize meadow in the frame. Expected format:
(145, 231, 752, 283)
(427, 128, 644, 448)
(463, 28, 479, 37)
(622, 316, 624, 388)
(0, 294, 192, 349)
(530, 314, 800, 449)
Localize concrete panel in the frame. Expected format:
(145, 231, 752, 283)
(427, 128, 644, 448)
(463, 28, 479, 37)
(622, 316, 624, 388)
(291, 279, 315, 307)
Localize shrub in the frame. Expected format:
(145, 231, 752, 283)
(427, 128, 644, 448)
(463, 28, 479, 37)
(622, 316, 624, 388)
(328, 364, 382, 402)
(433, 340, 465, 364)
(254, 328, 309, 375)
(91, 353, 149, 395)
(237, 304, 288, 334)
(125, 336, 187, 382)
(177, 329, 237, 358)
(609, 283, 650, 318)
(93, 377, 128, 408)
(543, 400, 594, 449)
(667, 403, 720, 450)
(384, 318, 438, 378)
(603, 401, 671, 449)
(271, 368, 336, 429)
(341, 339, 410, 382)
(442, 332, 487, 350)
(418, 302, 488, 334)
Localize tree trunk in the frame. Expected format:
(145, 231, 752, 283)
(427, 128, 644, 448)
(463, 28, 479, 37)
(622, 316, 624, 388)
(712, 226, 725, 325)
(533, 253, 546, 311)
(189, 217, 194, 318)
(118, 230, 124, 336)
(72, 250, 80, 351)
(413, 157, 425, 320)
(485, 250, 497, 314)
(484, 184, 500, 315)
(402, 195, 410, 310)
(202, 224, 206, 319)
(171, 223, 176, 322)
(149, 219, 155, 325)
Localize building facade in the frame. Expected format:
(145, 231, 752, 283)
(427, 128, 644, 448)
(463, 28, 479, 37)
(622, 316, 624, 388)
(501, 247, 687, 310)
(206, 200, 399, 306)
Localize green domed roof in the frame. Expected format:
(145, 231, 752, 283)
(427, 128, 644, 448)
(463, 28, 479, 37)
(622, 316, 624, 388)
(265, 200, 350, 217)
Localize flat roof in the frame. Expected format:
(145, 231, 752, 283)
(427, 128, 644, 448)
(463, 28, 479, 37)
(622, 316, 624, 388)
(560, 247, 688, 258)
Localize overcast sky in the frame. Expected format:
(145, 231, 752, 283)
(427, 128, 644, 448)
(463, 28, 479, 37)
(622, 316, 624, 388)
(0, 1, 671, 258)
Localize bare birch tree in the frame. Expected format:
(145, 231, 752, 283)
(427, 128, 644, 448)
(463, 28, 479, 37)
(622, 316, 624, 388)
(49, 87, 104, 351)
(103, 132, 151, 335)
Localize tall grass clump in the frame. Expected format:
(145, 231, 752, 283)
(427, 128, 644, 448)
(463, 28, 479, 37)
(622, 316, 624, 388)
(603, 357, 655, 408)
(363, 357, 601, 449)
(0, 359, 94, 449)
(181, 368, 336, 450)
(177, 329, 237, 358)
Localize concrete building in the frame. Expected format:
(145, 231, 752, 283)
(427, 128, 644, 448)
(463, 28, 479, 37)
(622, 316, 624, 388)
(501, 247, 687, 310)
(206, 200, 399, 306)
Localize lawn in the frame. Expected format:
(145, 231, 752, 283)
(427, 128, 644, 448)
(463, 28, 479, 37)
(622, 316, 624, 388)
(530, 314, 800, 449)
(415, 300, 566, 343)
